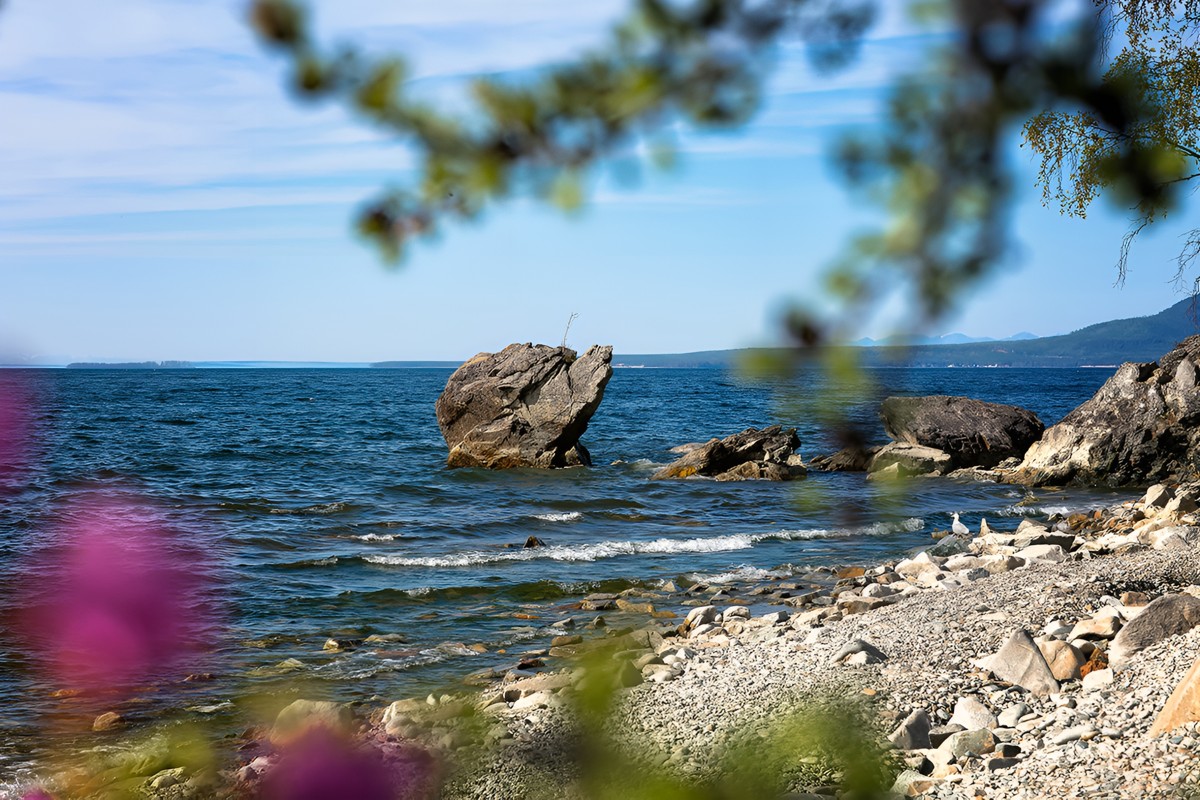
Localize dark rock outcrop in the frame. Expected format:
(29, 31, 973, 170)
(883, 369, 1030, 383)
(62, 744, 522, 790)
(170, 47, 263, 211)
(435, 343, 612, 469)
(809, 445, 879, 473)
(652, 425, 804, 481)
(880, 395, 1044, 468)
(1012, 336, 1200, 486)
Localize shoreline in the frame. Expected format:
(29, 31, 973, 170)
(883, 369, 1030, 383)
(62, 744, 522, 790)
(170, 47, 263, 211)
(433, 484, 1200, 798)
(19, 482, 1200, 798)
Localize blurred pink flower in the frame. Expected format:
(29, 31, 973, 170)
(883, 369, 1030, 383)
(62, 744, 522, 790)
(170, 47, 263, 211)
(260, 730, 439, 800)
(26, 493, 215, 696)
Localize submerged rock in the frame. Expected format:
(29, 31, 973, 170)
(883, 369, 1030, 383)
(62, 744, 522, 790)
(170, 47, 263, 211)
(435, 343, 612, 469)
(1012, 336, 1200, 486)
(880, 395, 1044, 468)
(809, 444, 879, 472)
(652, 425, 804, 481)
(868, 442, 952, 477)
(92, 711, 124, 732)
(271, 699, 354, 743)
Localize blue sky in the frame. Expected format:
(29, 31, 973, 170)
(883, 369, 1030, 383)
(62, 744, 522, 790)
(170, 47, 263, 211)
(1, 0, 1197, 363)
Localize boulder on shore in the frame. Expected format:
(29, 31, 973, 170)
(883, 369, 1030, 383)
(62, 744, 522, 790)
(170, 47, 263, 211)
(978, 629, 1059, 696)
(1012, 336, 1200, 486)
(1150, 653, 1200, 736)
(1108, 593, 1200, 669)
(880, 395, 1044, 468)
(652, 425, 804, 481)
(435, 343, 612, 469)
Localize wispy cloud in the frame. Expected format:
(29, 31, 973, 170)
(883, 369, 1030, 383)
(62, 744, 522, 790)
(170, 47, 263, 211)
(0, 1, 904, 238)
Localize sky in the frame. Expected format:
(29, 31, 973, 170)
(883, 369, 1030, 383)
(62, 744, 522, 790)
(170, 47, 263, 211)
(1, 0, 1198, 364)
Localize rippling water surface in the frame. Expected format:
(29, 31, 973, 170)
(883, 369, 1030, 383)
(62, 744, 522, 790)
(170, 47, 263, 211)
(0, 365, 1128, 776)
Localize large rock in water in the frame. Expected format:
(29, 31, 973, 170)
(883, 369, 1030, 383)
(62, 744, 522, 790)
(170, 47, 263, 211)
(652, 425, 804, 481)
(1012, 336, 1200, 486)
(435, 343, 612, 468)
(880, 395, 1044, 468)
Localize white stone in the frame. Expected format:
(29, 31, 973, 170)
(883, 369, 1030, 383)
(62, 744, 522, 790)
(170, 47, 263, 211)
(511, 690, 560, 711)
(1016, 544, 1068, 562)
(685, 605, 718, 628)
(1082, 668, 1114, 691)
(981, 555, 1025, 573)
(1050, 724, 1097, 745)
(1069, 614, 1122, 640)
(944, 554, 983, 571)
(949, 696, 997, 731)
(997, 703, 1029, 728)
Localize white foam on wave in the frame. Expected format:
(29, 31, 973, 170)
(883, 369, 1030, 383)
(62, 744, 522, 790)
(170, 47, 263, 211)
(859, 517, 925, 536)
(997, 503, 1080, 518)
(357, 533, 401, 541)
(363, 517, 925, 569)
(1036, 505, 1076, 516)
(532, 511, 584, 523)
(610, 458, 666, 469)
(315, 650, 447, 680)
(687, 565, 791, 584)
(364, 535, 752, 567)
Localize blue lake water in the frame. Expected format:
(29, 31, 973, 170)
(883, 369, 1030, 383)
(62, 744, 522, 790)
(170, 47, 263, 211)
(0, 365, 1129, 777)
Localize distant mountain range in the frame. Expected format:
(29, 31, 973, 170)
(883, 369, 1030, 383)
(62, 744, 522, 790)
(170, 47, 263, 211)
(66, 361, 196, 369)
(11, 298, 1196, 370)
(610, 297, 1200, 369)
(852, 331, 1040, 346)
(58, 361, 374, 369)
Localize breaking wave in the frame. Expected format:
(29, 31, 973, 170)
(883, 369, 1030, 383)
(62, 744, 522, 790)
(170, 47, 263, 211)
(532, 511, 584, 523)
(997, 503, 1086, 518)
(687, 565, 793, 584)
(363, 518, 924, 569)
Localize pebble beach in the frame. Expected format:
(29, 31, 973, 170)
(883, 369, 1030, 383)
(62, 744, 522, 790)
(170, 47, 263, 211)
(425, 482, 1200, 799)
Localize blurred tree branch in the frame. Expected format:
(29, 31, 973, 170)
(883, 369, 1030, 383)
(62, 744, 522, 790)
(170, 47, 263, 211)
(1024, 0, 1200, 290)
(250, 0, 874, 261)
(250, 0, 1175, 338)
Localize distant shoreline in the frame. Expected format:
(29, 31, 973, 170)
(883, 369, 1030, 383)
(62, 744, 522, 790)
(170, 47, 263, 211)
(0, 362, 1130, 371)
(4, 295, 1196, 371)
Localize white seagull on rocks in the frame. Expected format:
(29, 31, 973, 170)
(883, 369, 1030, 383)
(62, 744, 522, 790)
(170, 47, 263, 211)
(951, 512, 970, 537)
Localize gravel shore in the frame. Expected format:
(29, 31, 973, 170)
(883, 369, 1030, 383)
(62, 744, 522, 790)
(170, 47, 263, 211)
(440, 486, 1200, 799)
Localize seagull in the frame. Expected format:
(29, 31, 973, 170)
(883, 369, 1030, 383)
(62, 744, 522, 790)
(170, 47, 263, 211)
(951, 512, 970, 537)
